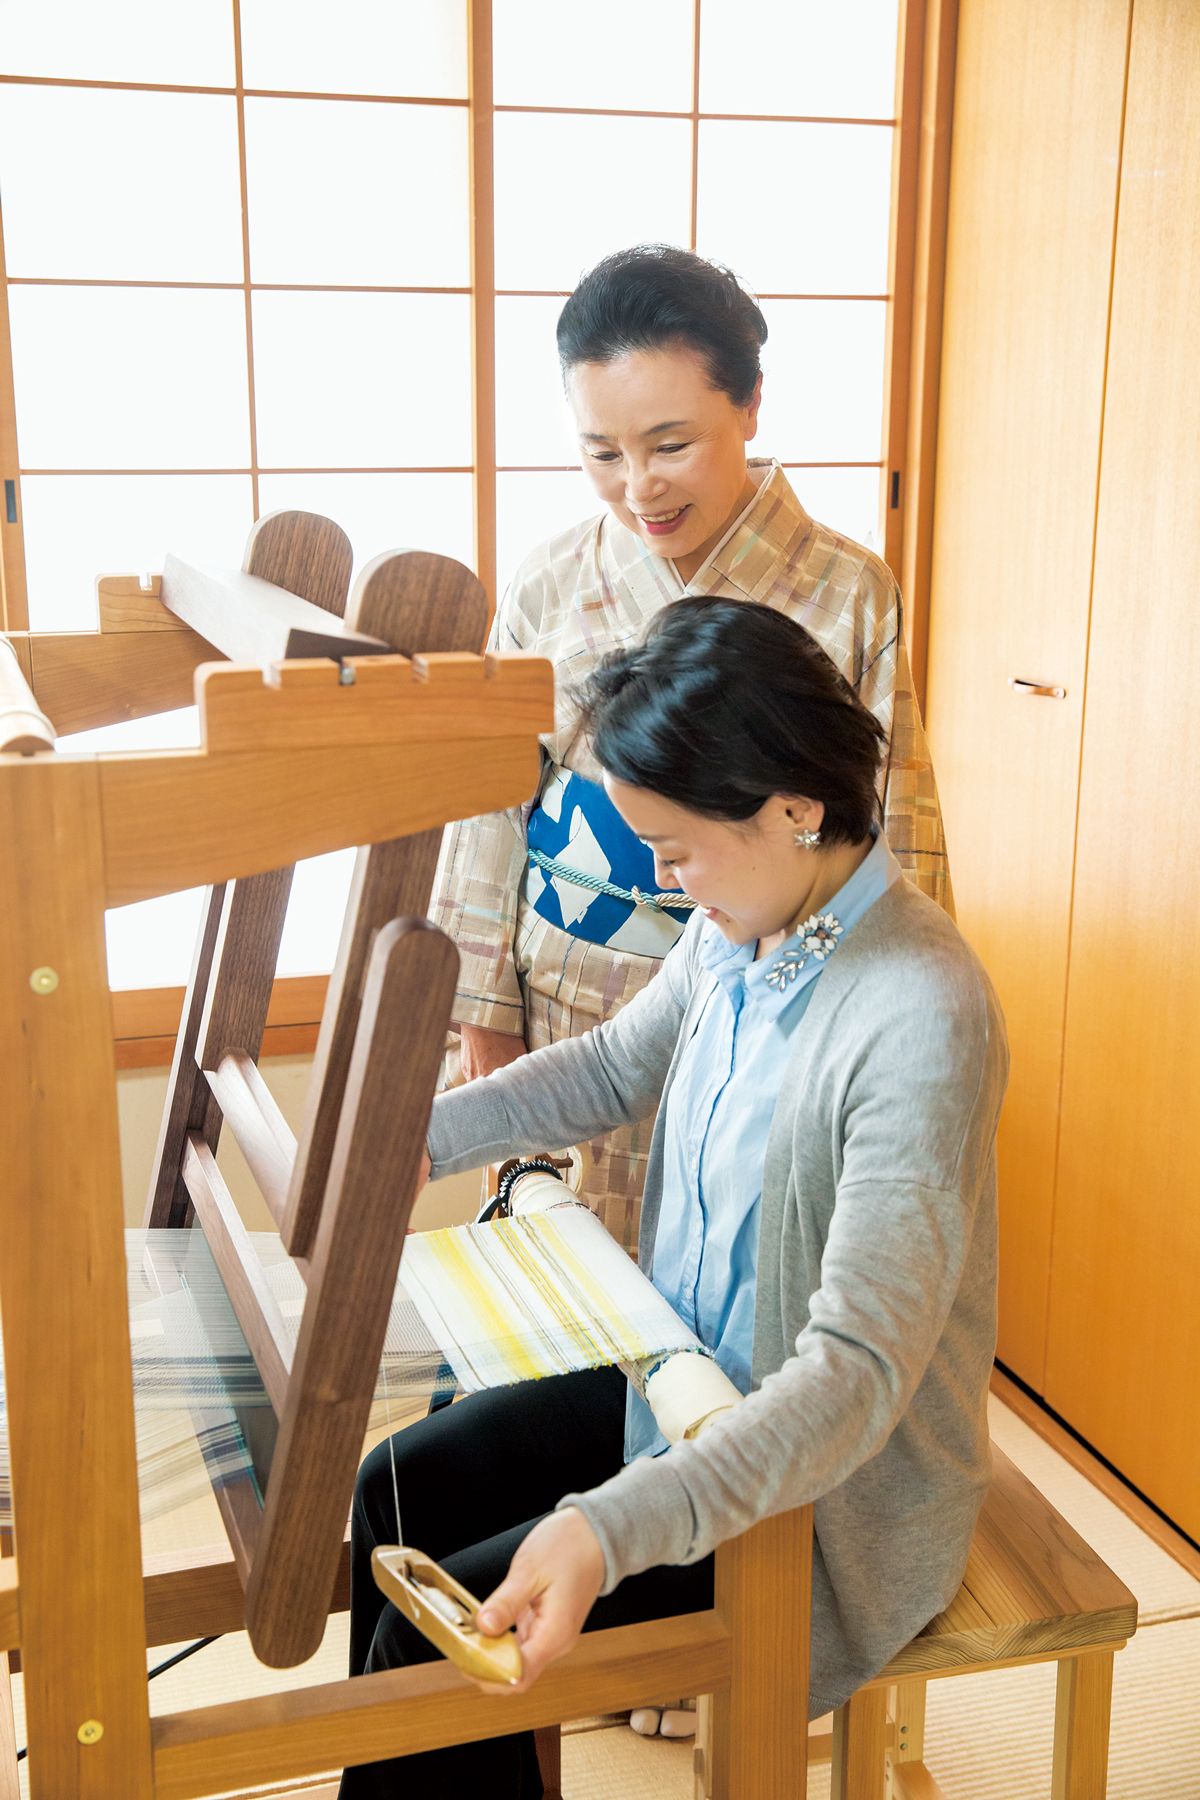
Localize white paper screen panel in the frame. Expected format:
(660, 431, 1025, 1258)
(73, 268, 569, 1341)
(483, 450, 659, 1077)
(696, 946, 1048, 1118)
(250, 292, 473, 468)
(757, 300, 889, 464)
(238, 0, 468, 98)
(493, 114, 693, 291)
(243, 99, 470, 287)
(492, 0, 694, 110)
(19, 475, 253, 634)
(9, 287, 251, 470)
(697, 121, 894, 295)
(698, 0, 900, 119)
(0, 87, 244, 282)
(0, 0, 235, 84)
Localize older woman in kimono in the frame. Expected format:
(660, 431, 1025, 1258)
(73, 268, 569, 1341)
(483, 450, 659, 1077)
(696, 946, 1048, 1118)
(340, 598, 1005, 1798)
(434, 245, 950, 1253)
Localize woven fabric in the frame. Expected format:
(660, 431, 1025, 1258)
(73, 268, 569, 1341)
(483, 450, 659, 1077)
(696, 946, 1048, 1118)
(0, 1218, 699, 1524)
(401, 1207, 698, 1392)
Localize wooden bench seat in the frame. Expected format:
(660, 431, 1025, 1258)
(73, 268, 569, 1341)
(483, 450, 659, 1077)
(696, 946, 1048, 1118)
(817, 1443, 1139, 1799)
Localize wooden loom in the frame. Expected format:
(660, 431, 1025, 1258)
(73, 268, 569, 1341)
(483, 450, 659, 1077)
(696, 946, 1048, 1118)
(0, 512, 813, 1800)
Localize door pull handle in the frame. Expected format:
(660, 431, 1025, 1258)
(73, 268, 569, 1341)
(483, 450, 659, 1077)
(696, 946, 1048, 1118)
(1009, 678, 1067, 699)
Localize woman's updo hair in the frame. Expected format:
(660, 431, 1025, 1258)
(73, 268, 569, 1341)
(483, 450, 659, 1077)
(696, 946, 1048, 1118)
(556, 245, 767, 408)
(577, 598, 886, 846)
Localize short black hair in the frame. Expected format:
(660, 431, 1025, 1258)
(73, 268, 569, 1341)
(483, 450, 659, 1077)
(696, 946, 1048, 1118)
(577, 598, 886, 845)
(556, 245, 767, 407)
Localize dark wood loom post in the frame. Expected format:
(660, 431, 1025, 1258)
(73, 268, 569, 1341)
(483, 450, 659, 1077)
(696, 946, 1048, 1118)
(143, 878, 227, 1227)
(284, 550, 489, 1258)
(145, 512, 352, 1228)
(534, 1725, 563, 1798)
(245, 919, 459, 1665)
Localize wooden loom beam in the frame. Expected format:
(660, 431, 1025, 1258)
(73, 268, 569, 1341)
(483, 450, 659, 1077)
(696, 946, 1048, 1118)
(181, 1136, 294, 1426)
(159, 557, 394, 666)
(146, 872, 296, 1231)
(143, 881, 228, 1226)
(147, 509, 351, 1233)
(142, 535, 495, 1663)
(96, 717, 544, 906)
(151, 1614, 733, 1800)
(247, 920, 459, 1665)
(7, 590, 217, 738)
(5, 503, 353, 742)
(0, 757, 155, 1796)
(204, 1051, 297, 1228)
(285, 550, 488, 1257)
(284, 829, 442, 1257)
(1, 518, 811, 1794)
(148, 1507, 811, 1800)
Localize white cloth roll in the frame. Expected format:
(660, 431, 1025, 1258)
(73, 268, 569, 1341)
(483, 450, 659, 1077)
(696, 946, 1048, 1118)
(508, 1171, 579, 1216)
(642, 1351, 742, 1445)
(502, 1184, 740, 1444)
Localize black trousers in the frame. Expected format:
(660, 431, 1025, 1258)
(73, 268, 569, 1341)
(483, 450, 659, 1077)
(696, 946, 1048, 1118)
(337, 1364, 712, 1798)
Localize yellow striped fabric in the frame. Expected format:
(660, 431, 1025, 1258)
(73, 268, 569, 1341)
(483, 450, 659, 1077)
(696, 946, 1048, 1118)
(400, 1207, 700, 1393)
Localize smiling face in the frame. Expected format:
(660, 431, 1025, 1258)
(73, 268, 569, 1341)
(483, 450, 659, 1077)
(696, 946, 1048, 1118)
(566, 344, 762, 583)
(604, 774, 825, 947)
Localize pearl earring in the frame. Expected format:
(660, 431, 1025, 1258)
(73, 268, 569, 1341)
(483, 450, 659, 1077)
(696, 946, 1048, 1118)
(794, 828, 821, 849)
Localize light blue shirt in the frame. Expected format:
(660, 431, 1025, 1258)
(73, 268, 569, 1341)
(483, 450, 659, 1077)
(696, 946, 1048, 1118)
(627, 830, 902, 1461)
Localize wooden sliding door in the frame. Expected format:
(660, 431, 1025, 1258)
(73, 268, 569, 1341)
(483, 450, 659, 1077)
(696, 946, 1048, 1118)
(923, 0, 1131, 1382)
(1044, 0, 1200, 1540)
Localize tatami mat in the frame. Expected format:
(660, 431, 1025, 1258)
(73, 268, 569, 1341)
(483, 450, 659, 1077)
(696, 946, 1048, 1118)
(560, 1610, 1200, 1800)
(918, 1615, 1200, 1800)
(8, 1396, 1200, 1796)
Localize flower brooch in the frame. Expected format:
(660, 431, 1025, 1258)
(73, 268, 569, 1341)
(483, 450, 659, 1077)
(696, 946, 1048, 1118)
(763, 911, 844, 991)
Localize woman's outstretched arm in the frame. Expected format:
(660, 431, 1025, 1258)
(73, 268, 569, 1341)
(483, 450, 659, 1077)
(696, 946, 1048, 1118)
(425, 915, 700, 1180)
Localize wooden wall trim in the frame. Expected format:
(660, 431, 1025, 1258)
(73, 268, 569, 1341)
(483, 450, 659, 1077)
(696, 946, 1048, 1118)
(0, 194, 28, 634)
(896, 0, 959, 709)
(231, 0, 262, 526)
(881, 0, 927, 587)
(113, 973, 328, 1069)
(991, 1366, 1200, 1581)
(468, 0, 498, 620)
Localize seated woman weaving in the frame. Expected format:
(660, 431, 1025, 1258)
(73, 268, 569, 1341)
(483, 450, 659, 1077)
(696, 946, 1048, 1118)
(339, 597, 1008, 1799)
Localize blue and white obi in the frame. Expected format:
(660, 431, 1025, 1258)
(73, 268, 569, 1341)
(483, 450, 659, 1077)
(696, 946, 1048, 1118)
(523, 766, 694, 957)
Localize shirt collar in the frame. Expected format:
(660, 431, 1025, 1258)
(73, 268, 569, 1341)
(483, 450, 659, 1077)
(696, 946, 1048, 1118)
(697, 830, 901, 1018)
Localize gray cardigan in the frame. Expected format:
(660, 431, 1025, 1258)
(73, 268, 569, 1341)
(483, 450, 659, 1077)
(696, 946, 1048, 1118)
(426, 878, 1009, 1713)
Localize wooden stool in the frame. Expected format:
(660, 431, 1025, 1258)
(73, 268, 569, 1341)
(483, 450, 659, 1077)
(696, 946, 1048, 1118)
(808, 1445, 1137, 1799)
(541, 1419, 1136, 1800)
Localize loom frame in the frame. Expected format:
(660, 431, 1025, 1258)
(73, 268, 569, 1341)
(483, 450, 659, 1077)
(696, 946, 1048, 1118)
(140, 517, 489, 1668)
(0, 514, 812, 1799)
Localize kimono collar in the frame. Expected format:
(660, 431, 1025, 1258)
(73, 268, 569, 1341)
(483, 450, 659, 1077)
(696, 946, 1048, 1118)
(597, 460, 816, 613)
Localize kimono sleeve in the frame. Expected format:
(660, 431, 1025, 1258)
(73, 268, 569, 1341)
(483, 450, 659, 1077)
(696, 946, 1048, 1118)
(860, 595, 955, 916)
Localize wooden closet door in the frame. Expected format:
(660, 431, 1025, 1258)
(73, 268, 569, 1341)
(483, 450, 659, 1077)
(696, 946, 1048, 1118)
(1045, 0, 1200, 1539)
(923, 0, 1130, 1382)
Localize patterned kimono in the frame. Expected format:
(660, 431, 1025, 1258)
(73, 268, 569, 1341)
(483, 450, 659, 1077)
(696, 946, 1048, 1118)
(433, 461, 951, 1252)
